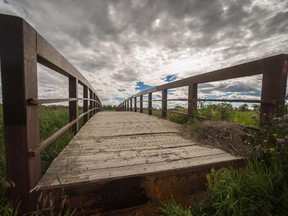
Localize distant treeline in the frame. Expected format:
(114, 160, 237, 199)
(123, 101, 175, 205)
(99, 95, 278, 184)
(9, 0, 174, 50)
(102, 105, 117, 111)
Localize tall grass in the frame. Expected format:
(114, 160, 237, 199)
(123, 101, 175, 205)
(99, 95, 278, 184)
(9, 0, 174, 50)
(0, 105, 77, 215)
(162, 108, 288, 216)
(39, 105, 73, 173)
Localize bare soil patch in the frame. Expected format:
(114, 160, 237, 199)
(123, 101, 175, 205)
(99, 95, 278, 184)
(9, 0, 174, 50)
(182, 120, 253, 158)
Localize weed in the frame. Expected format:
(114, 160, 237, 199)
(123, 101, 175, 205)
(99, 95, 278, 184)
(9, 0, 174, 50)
(0, 105, 76, 215)
(161, 199, 192, 216)
(168, 113, 188, 124)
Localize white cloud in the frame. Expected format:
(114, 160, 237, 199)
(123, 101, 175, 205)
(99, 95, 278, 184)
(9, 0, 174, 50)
(0, 0, 287, 106)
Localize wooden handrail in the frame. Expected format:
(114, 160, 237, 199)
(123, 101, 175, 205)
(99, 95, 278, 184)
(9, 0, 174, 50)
(0, 13, 102, 213)
(117, 54, 288, 125)
(28, 108, 98, 157)
(27, 98, 102, 105)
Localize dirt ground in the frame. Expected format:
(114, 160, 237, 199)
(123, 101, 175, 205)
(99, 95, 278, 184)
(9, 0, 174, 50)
(182, 119, 254, 158)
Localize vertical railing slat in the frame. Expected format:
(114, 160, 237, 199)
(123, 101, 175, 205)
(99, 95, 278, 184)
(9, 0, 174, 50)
(140, 95, 143, 113)
(134, 97, 137, 112)
(83, 86, 88, 123)
(69, 77, 78, 135)
(148, 93, 152, 115)
(162, 89, 167, 118)
(188, 83, 198, 120)
(260, 55, 288, 124)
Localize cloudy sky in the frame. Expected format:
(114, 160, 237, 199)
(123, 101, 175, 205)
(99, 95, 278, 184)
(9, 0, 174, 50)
(1, 0, 287, 106)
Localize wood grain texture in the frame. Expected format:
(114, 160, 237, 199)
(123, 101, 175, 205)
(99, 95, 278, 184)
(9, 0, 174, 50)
(37, 112, 241, 189)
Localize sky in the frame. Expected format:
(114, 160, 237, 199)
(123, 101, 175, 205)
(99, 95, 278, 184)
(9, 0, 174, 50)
(0, 0, 288, 107)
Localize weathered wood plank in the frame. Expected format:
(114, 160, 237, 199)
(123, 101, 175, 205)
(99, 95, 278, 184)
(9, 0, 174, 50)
(39, 153, 239, 188)
(42, 145, 225, 174)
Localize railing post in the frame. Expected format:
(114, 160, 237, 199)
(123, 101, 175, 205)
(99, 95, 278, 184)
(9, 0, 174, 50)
(93, 92, 97, 114)
(188, 83, 198, 121)
(89, 89, 93, 117)
(162, 89, 167, 118)
(148, 92, 152, 115)
(95, 95, 98, 113)
(140, 95, 143, 113)
(69, 77, 78, 135)
(130, 98, 133, 111)
(83, 86, 88, 123)
(260, 55, 288, 124)
(0, 15, 41, 213)
(134, 97, 137, 112)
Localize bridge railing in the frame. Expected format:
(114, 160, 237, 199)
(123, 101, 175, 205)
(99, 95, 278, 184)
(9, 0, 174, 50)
(0, 14, 101, 212)
(117, 54, 288, 125)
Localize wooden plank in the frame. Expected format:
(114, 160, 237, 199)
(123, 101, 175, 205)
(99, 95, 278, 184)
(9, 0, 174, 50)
(38, 153, 239, 188)
(44, 144, 224, 169)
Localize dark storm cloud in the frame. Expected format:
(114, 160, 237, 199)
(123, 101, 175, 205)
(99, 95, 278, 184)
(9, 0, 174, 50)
(112, 68, 139, 82)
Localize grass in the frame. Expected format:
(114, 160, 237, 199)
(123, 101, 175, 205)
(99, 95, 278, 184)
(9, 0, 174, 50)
(39, 105, 73, 173)
(141, 104, 259, 126)
(161, 199, 192, 216)
(161, 105, 288, 216)
(0, 105, 78, 215)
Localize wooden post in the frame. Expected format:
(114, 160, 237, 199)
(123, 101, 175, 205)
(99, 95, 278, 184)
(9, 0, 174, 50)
(0, 15, 41, 213)
(93, 92, 97, 114)
(69, 77, 78, 135)
(130, 98, 133, 111)
(188, 83, 198, 121)
(162, 89, 167, 118)
(148, 93, 152, 115)
(260, 55, 288, 124)
(140, 95, 143, 113)
(134, 97, 137, 112)
(95, 95, 99, 113)
(89, 89, 93, 117)
(83, 86, 88, 123)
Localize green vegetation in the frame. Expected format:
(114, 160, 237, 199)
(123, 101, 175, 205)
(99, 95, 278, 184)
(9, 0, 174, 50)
(39, 105, 73, 173)
(0, 105, 76, 215)
(102, 104, 117, 111)
(197, 102, 259, 126)
(161, 199, 192, 216)
(141, 102, 260, 126)
(161, 105, 288, 216)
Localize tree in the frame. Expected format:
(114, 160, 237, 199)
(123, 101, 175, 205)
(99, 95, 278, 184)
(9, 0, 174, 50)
(239, 104, 249, 112)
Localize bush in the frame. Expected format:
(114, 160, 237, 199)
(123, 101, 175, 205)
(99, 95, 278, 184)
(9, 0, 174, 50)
(197, 102, 235, 121)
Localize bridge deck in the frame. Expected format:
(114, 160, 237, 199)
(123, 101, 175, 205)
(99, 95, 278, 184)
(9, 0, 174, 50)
(36, 112, 243, 214)
(38, 112, 240, 188)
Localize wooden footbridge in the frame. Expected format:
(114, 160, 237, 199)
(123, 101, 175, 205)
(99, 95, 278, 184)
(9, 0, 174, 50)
(1, 14, 288, 215)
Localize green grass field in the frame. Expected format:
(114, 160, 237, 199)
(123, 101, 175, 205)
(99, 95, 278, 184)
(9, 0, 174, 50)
(1, 104, 285, 215)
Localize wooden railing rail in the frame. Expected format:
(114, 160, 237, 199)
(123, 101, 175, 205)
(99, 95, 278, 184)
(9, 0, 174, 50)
(0, 14, 102, 213)
(117, 54, 288, 124)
